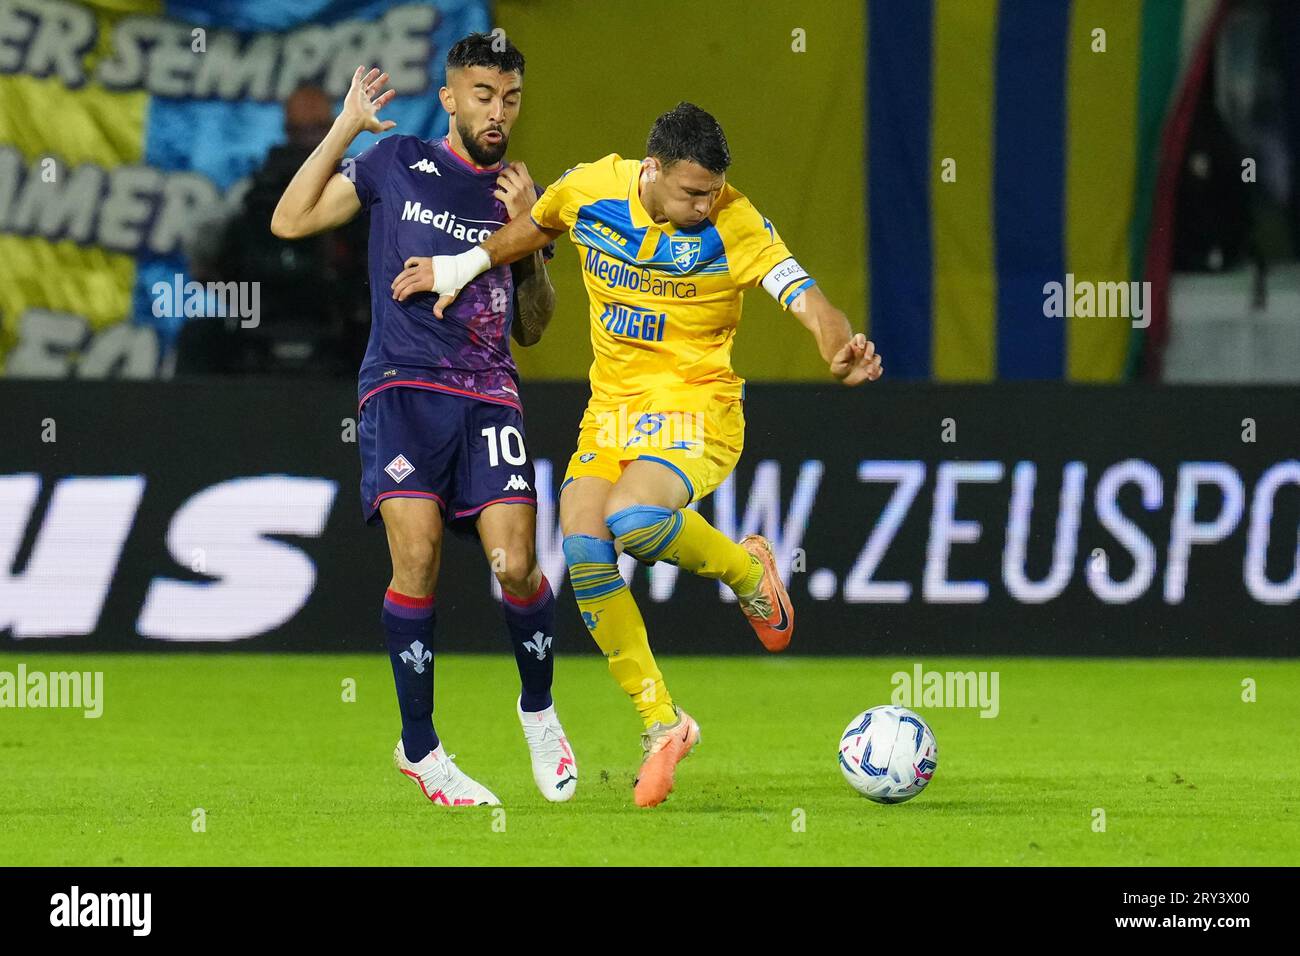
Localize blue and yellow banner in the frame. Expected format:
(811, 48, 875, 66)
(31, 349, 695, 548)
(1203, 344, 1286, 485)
(3, 0, 1213, 383)
(0, 0, 487, 376)
(867, 0, 1198, 381)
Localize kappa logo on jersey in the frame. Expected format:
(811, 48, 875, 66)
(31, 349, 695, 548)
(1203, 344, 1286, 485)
(670, 235, 702, 272)
(385, 454, 415, 483)
(400, 640, 432, 673)
(503, 474, 531, 492)
(408, 158, 440, 175)
(523, 630, 552, 661)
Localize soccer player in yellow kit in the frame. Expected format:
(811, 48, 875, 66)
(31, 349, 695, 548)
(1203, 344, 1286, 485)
(392, 103, 883, 806)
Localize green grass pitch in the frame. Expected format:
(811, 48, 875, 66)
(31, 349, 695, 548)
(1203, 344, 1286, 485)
(1, 653, 1297, 866)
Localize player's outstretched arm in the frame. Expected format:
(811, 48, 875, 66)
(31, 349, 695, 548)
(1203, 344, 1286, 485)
(391, 213, 562, 319)
(270, 66, 395, 240)
(789, 285, 883, 386)
(483, 214, 562, 268)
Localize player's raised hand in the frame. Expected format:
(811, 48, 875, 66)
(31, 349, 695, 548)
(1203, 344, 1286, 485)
(341, 65, 397, 135)
(494, 162, 537, 221)
(830, 333, 883, 386)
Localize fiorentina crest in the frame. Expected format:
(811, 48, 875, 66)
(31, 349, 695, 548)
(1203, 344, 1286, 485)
(400, 640, 432, 674)
(523, 631, 552, 661)
(669, 235, 701, 273)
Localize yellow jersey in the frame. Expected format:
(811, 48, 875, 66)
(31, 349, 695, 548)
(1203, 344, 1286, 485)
(530, 154, 814, 413)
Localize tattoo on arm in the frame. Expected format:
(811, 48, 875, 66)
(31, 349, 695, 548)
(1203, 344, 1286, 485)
(511, 251, 555, 347)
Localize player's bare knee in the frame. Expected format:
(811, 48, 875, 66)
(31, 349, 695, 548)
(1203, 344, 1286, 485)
(603, 486, 642, 522)
(491, 539, 537, 593)
(560, 477, 615, 534)
(494, 557, 538, 597)
(391, 535, 439, 584)
(561, 510, 611, 539)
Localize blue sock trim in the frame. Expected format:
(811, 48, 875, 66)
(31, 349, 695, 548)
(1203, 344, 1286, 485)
(607, 505, 682, 562)
(606, 504, 672, 536)
(562, 533, 617, 566)
(571, 578, 626, 600)
(563, 532, 627, 599)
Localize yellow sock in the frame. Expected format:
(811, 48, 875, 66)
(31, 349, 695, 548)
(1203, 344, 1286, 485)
(565, 535, 676, 728)
(615, 506, 762, 593)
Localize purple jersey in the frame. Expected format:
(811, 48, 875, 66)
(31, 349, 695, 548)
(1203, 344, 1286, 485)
(348, 135, 545, 410)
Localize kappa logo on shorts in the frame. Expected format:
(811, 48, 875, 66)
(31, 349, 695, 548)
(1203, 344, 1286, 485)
(503, 474, 531, 492)
(385, 454, 415, 483)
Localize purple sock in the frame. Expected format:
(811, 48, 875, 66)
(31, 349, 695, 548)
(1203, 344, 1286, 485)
(383, 588, 438, 761)
(502, 576, 556, 713)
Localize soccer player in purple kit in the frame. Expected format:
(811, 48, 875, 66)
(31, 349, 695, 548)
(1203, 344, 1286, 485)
(272, 34, 576, 807)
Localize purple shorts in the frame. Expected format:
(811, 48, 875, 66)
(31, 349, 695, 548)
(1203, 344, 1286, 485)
(359, 385, 536, 535)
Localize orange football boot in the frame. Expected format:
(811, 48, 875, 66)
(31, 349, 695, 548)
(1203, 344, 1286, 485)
(633, 708, 701, 808)
(737, 534, 795, 652)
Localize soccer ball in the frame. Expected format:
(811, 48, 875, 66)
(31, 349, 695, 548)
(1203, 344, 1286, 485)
(837, 705, 938, 804)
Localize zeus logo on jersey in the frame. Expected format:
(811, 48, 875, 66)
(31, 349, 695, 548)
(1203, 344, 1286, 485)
(400, 201, 500, 243)
(599, 304, 667, 342)
(589, 220, 630, 248)
(408, 158, 440, 175)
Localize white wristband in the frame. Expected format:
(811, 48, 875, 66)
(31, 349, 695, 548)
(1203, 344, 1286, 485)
(432, 246, 491, 294)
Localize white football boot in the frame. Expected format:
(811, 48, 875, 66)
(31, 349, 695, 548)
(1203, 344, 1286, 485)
(394, 740, 500, 806)
(517, 698, 578, 802)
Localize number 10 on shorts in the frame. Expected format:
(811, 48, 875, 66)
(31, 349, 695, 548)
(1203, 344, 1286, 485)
(481, 425, 527, 466)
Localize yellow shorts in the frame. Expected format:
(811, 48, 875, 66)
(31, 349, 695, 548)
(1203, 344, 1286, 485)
(560, 397, 745, 504)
